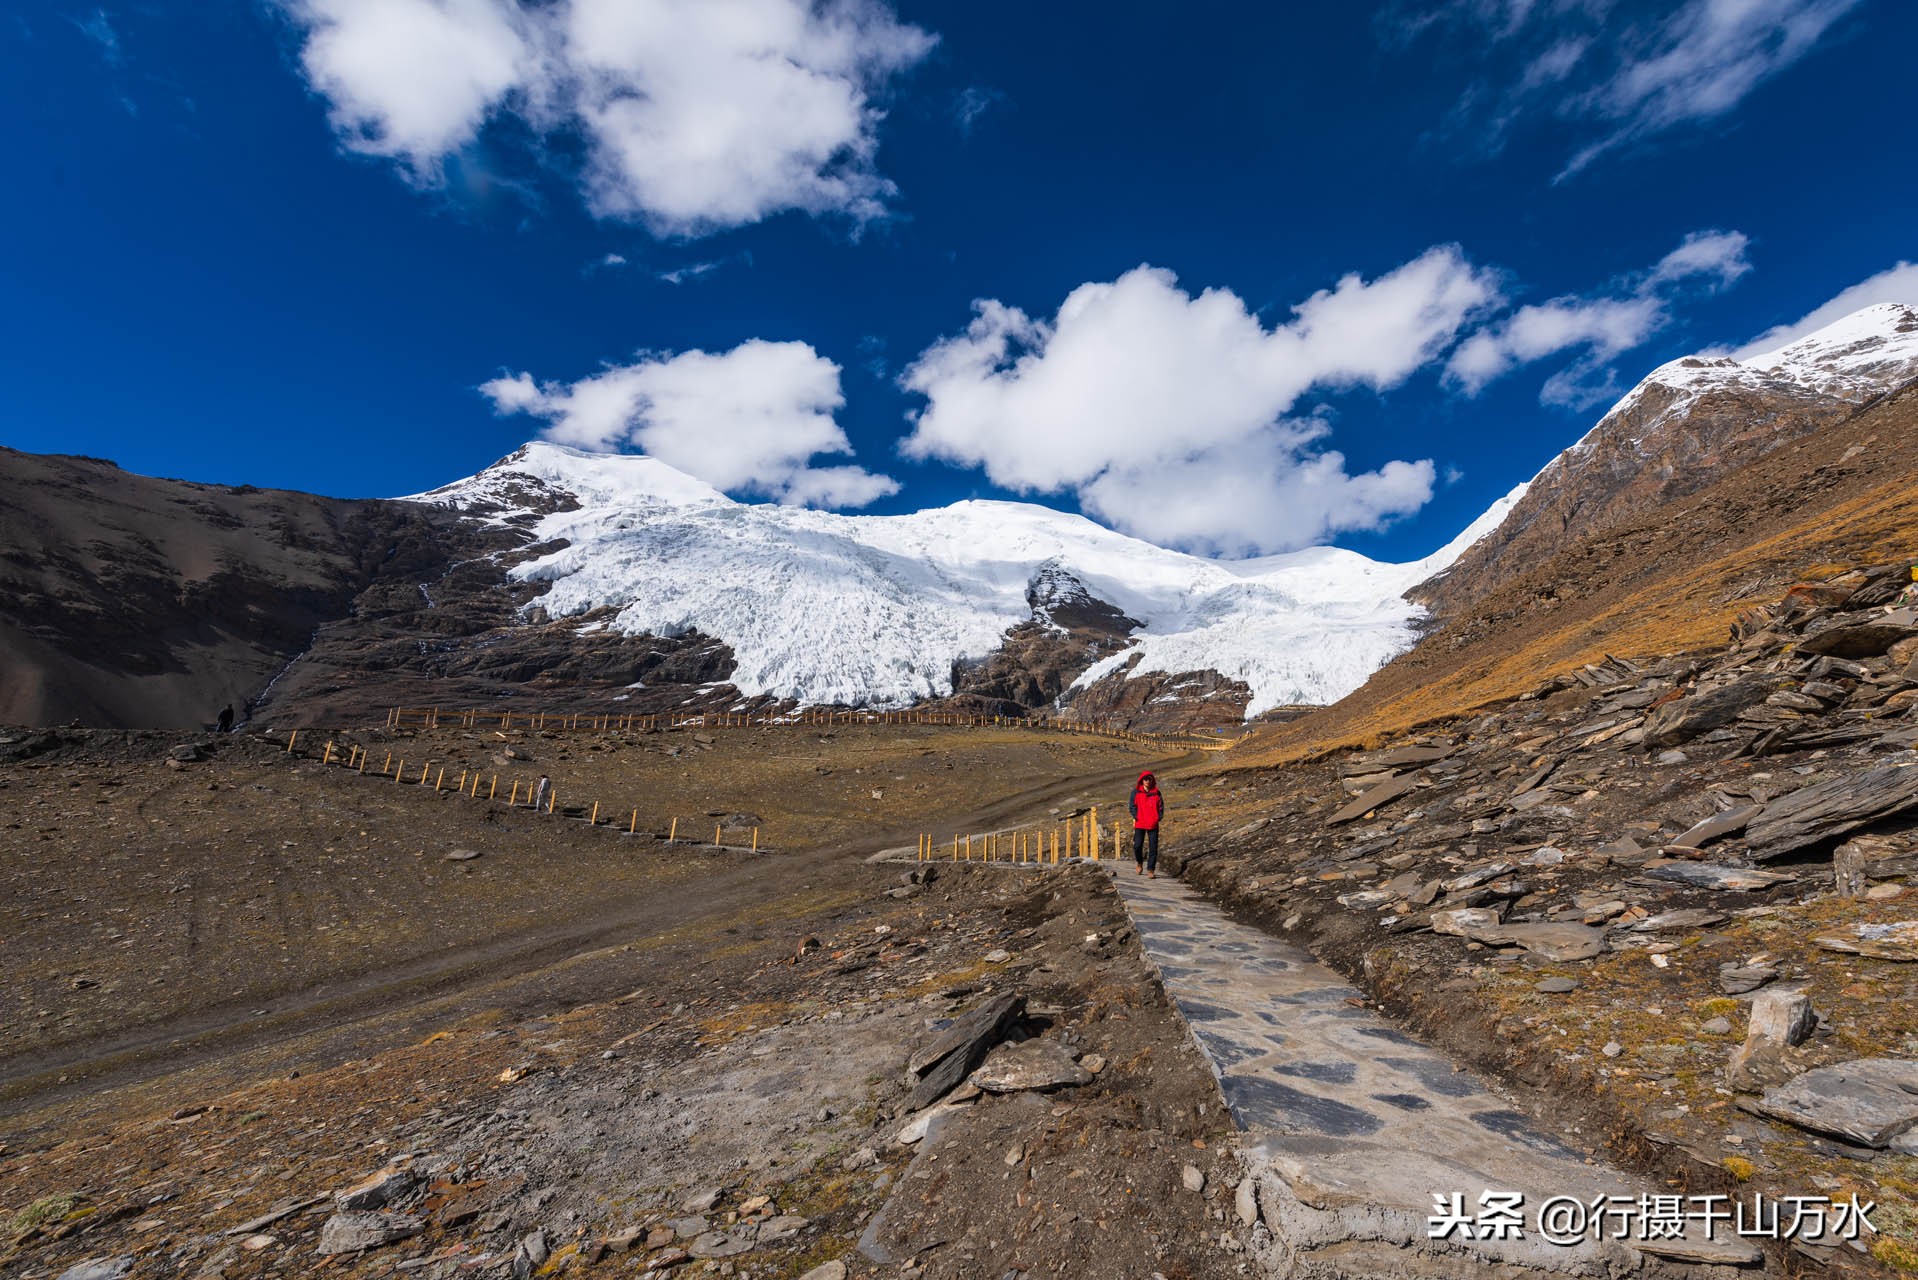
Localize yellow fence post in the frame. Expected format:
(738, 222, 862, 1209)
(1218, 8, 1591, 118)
(752, 828, 759, 852)
(435, 767, 445, 791)
(286, 730, 298, 754)
(321, 741, 333, 766)
(395, 758, 404, 781)
(1090, 807, 1098, 860)
(630, 809, 638, 834)
(488, 775, 497, 800)
(591, 801, 599, 825)
(714, 823, 721, 847)
(510, 781, 520, 806)
(669, 817, 678, 842)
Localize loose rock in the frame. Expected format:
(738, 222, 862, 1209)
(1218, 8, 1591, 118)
(968, 1039, 1093, 1093)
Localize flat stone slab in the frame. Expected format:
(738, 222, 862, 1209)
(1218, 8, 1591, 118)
(1110, 872, 1761, 1274)
(1746, 760, 1918, 860)
(1747, 1058, 1918, 1147)
(1675, 805, 1763, 848)
(1327, 773, 1420, 826)
(1491, 922, 1609, 961)
(1645, 863, 1794, 891)
(968, 1039, 1091, 1092)
(1812, 921, 1918, 962)
(315, 1211, 424, 1255)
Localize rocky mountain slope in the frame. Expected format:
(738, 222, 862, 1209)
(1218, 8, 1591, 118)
(1170, 561, 1918, 1272)
(1421, 302, 1918, 616)
(1243, 307, 1918, 768)
(0, 448, 450, 729)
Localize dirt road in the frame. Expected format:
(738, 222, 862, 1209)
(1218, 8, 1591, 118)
(0, 726, 1188, 1136)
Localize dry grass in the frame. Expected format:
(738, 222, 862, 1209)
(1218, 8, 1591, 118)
(1230, 442, 1918, 770)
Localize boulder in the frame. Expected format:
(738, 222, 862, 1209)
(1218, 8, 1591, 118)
(688, 1230, 755, 1259)
(906, 992, 1024, 1109)
(1641, 679, 1777, 748)
(1360, 744, 1455, 767)
(1747, 1058, 1918, 1147)
(968, 1039, 1092, 1093)
(1797, 621, 1918, 660)
(55, 1262, 133, 1280)
(1429, 907, 1504, 939)
(1718, 963, 1777, 995)
(1833, 835, 1918, 898)
(335, 1166, 416, 1211)
(1744, 762, 1918, 860)
(1727, 988, 1815, 1090)
(315, 1212, 424, 1255)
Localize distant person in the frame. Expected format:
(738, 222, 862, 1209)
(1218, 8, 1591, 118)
(533, 775, 551, 812)
(217, 704, 234, 734)
(1129, 770, 1165, 878)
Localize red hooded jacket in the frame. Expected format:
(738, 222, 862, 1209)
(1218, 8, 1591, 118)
(1129, 771, 1164, 830)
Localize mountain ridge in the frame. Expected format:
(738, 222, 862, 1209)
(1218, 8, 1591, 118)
(1418, 301, 1918, 615)
(407, 440, 1510, 719)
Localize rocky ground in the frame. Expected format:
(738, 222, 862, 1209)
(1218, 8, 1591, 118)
(1, 720, 1259, 1279)
(0, 863, 1251, 1279)
(1156, 561, 1918, 1273)
(0, 723, 1167, 1125)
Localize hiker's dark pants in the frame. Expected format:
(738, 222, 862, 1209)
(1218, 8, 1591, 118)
(1133, 826, 1159, 871)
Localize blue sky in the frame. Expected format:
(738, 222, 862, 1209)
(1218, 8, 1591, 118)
(4, 0, 1914, 560)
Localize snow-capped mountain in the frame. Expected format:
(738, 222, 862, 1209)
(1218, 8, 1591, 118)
(405, 304, 1915, 723)
(1571, 301, 1918, 454)
(1422, 302, 1918, 613)
(409, 445, 1522, 719)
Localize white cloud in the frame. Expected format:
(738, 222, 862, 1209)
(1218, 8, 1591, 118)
(482, 339, 899, 508)
(1389, 0, 1863, 179)
(900, 251, 1501, 556)
(1562, 0, 1863, 177)
(1444, 229, 1750, 405)
(278, 0, 935, 237)
(1728, 261, 1918, 358)
(285, 0, 537, 170)
(1647, 228, 1752, 287)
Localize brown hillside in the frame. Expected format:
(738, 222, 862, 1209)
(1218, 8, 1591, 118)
(0, 449, 449, 729)
(1236, 380, 1918, 766)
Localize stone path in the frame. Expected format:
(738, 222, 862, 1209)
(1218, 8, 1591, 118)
(1110, 870, 1764, 1277)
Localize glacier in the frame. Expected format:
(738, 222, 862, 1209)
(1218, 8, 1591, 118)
(409, 444, 1524, 718)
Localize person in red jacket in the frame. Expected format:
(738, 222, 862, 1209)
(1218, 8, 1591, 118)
(1129, 770, 1165, 878)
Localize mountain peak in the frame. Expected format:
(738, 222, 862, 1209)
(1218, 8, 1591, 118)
(1421, 301, 1918, 614)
